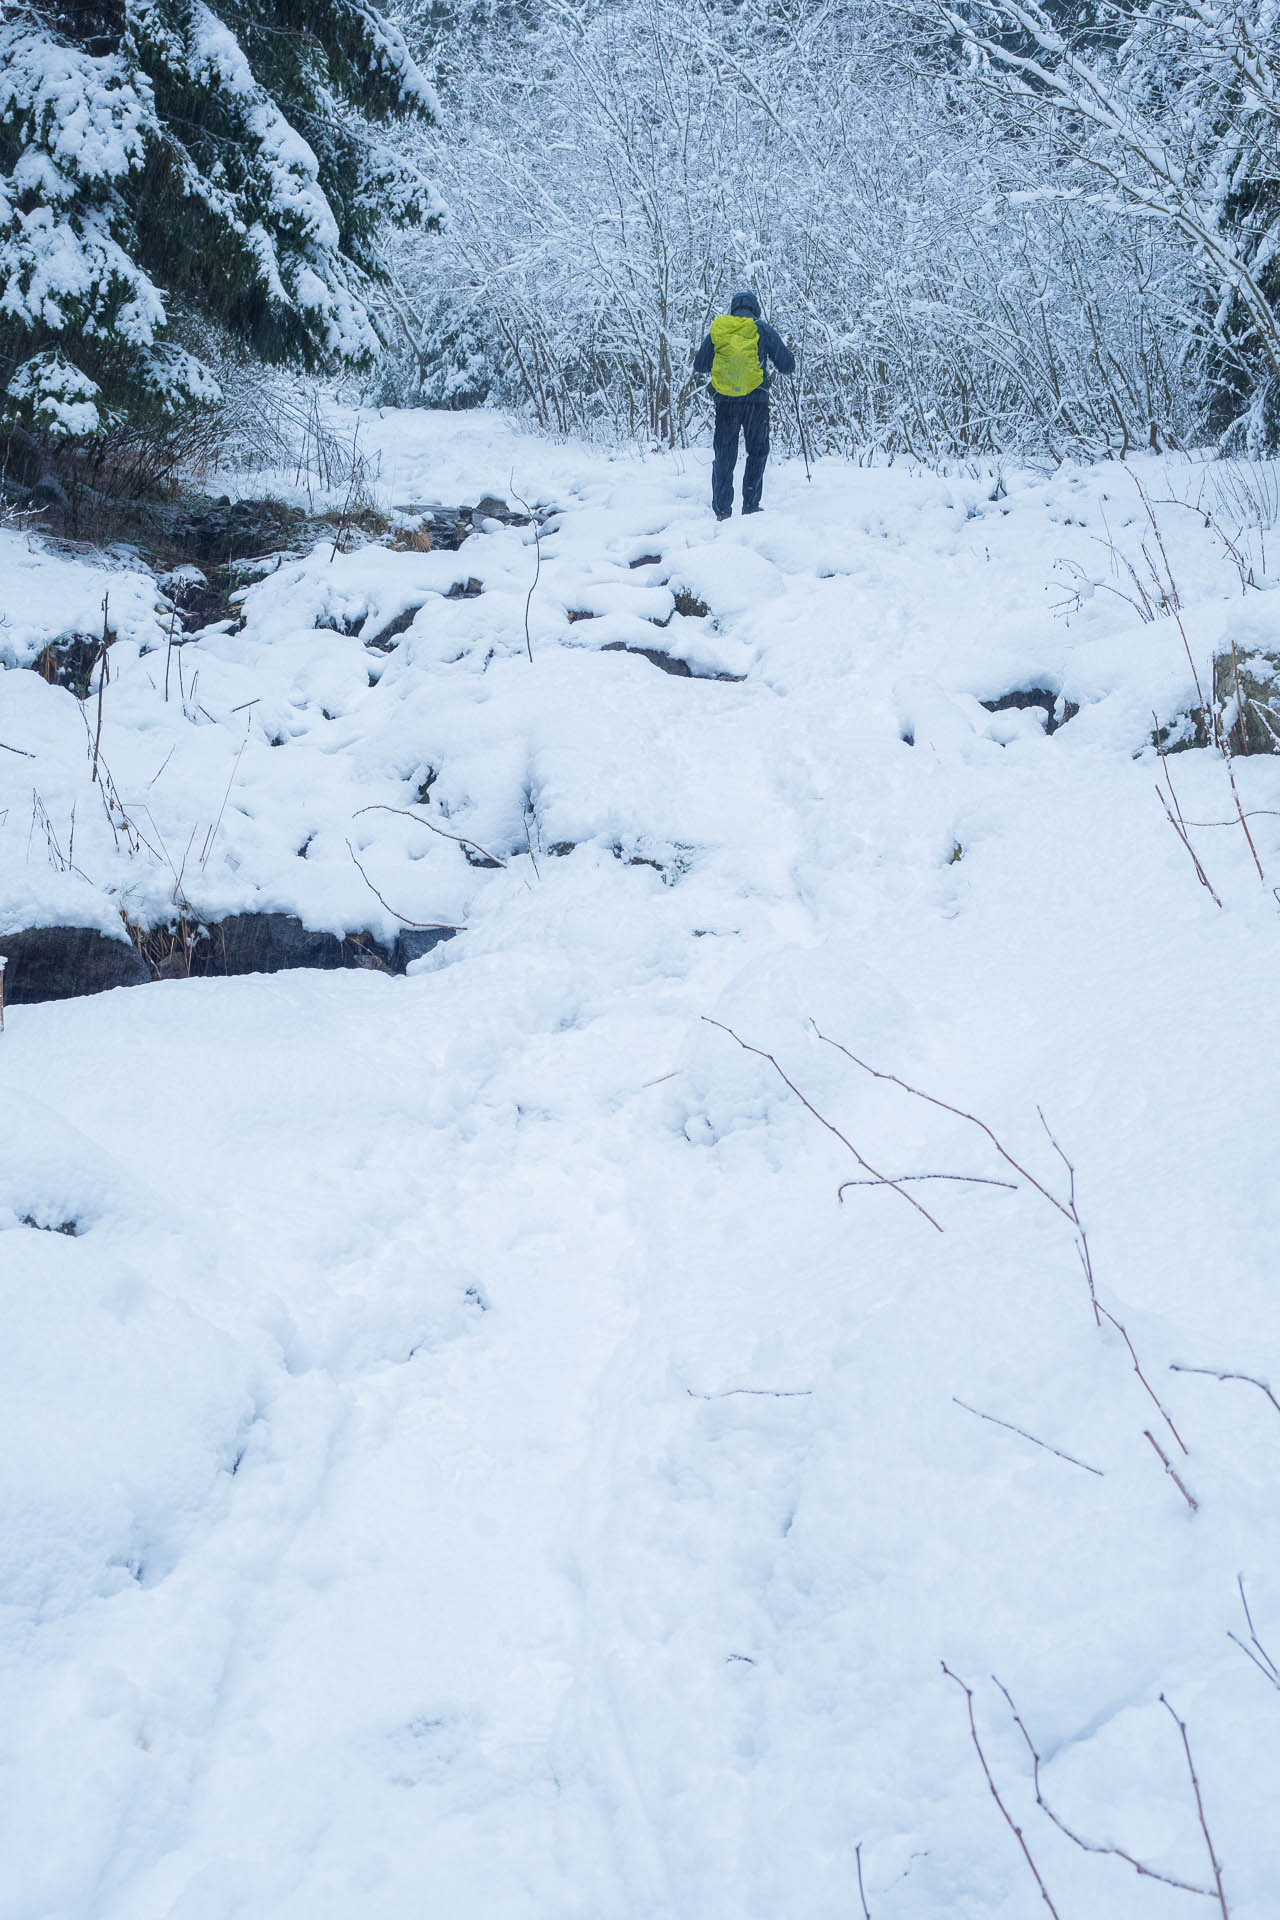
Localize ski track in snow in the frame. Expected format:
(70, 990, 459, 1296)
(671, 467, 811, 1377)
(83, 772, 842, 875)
(2, 410, 1280, 1917)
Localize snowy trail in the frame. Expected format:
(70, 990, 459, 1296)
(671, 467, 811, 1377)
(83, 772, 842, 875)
(3, 414, 1280, 1916)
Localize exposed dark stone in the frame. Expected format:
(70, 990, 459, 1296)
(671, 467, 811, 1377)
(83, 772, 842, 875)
(446, 577, 484, 599)
(547, 841, 577, 857)
(20, 1214, 80, 1235)
(673, 590, 711, 619)
(567, 609, 597, 624)
(393, 926, 458, 969)
(462, 847, 504, 869)
(1, 909, 459, 1003)
(0, 925, 148, 1004)
(365, 605, 421, 651)
(33, 631, 108, 699)
(979, 687, 1079, 734)
(600, 641, 744, 683)
(630, 554, 662, 569)
(472, 494, 531, 529)
(185, 913, 391, 978)
(1212, 649, 1280, 754)
(140, 495, 309, 566)
(170, 568, 237, 633)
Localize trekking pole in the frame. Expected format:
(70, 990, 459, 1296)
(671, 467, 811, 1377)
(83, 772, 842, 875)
(792, 377, 812, 483)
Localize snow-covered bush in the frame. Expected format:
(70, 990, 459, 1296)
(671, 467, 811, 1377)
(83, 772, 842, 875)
(941, 0, 1280, 448)
(389, 0, 1193, 458)
(0, 0, 443, 452)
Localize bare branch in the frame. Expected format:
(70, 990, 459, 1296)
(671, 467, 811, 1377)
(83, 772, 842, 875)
(837, 1171, 1017, 1195)
(952, 1396, 1105, 1476)
(1159, 1697, 1230, 1918)
(1228, 1574, 1280, 1691)
(855, 1841, 871, 1920)
(345, 840, 466, 933)
(992, 1676, 1218, 1899)
(1099, 1306, 1189, 1453)
(509, 475, 541, 663)
(352, 802, 508, 869)
(1144, 1428, 1199, 1512)
(1170, 1363, 1280, 1422)
(940, 1664, 1063, 1918)
(813, 1026, 1073, 1220)
(701, 1018, 944, 1230)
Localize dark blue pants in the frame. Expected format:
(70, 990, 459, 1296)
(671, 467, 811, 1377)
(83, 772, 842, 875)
(712, 396, 770, 516)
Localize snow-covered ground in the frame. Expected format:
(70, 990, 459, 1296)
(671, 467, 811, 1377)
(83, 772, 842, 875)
(3, 410, 1280, 1918)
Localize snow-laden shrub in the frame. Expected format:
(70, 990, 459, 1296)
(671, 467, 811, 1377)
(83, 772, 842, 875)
(388, 0, 1194, 459)
(942, 0, 1280, 450)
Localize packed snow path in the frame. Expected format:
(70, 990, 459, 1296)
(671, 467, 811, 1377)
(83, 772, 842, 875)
(3, 413, 1280, 1918)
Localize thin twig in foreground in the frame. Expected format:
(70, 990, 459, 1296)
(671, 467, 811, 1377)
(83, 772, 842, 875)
(1099, 1306, 1189, 1453)
(523, 809, 541, 879)
(812, 1025, 1098, 1320)
(812, 1026, 1072, 1220)
(1144, 1429, 1199, 1512)
(1160, 1697, 1230, 1918)
(0, 740, 33, 757)
(509, 476, 540, 663)
(345, 840, 466, 933)
(940, 1665, 1062, 1918)
(837, 1171, 1017, 1195)
(352, 801, 507, 869)
(1170, 1363, 1280, 1421)
(952, 1397, 1105, 1476)
(993, 1677, 1218, 1900)
(1229, 1575, 1280, 1691)
(1156, 778, 1223, 907)
(855, 1841, 871, 1919)
(701, 1018, 943, 1230)
(687, 1386, 813, 1400)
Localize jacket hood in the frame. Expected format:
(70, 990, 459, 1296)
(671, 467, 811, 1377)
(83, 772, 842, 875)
(729, 290, 761, 318)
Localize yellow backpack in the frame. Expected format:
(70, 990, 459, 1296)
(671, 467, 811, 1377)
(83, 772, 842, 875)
(709, 315, 764, 397)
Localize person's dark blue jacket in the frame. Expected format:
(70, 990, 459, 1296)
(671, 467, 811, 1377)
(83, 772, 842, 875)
(694, 290, 795, 399)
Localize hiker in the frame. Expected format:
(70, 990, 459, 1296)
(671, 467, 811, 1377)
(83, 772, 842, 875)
(694, 291, 796, 520)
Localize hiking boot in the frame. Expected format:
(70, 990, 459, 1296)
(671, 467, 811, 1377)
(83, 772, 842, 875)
(742, 504, 763, 515)
(715, 510, 731, 521)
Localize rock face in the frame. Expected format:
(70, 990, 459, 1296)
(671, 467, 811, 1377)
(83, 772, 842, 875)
(0, 913, 460, 1005)
(0, 926, 148, 1004)
(185, 913, 388, 977)
(979, 686, 1079, 734)
(1214, 649, 1280, 754)
(393, 927, 457, 969)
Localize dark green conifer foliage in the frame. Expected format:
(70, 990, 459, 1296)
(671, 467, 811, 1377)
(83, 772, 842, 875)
(1, 0, 439, 438)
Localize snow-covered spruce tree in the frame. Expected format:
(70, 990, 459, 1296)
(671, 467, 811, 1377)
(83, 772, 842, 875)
(0, 0, 440, 446)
